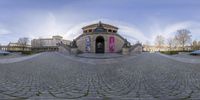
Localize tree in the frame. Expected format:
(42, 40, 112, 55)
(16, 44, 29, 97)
(167, 38, 174, 51)
(18, 37, 29, 51)
(198, 41, 200, 50)
(144, 41, 151, 51)
(175, 29, 191, 51)
(192, 40, 198, 50)
(155, 35, 165, 51)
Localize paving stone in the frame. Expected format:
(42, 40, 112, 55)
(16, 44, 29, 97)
(0, 52, 200, 99)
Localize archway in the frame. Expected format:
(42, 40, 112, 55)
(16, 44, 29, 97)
(95, 36, 105, 53)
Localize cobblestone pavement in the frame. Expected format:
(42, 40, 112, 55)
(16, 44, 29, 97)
(0, 52, 200, 100)
(158, 53, 200, 64)
(172, 53, 200, 60)
(0, 53, 42, 64)
(77, 53, 123, 59)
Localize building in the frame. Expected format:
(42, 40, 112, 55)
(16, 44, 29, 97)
(31, 35, 70, 52)
(75, 21, 128, 53)
(7, 42, 31, 52)
(0, 45, 7, 51)
(143, 45, 193, 52)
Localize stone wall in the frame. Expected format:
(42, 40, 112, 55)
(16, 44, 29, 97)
(76, 34, 125, 53)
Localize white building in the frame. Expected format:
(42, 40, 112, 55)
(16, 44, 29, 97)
(31, 35, 71, 52)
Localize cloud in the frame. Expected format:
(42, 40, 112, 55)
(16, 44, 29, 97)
(0, 24, 13, 45)
(0, 28, 11, 35)
(64, 21, 99, 40)
(26, 12, 68, 39)
(19, 11, 92, 40)
(0, 24, 11, 35)
(117, 25, 147, 43)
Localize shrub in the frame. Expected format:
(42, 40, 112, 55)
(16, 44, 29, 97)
(160, 51, 179, 55)
(21, 51, 33, 55)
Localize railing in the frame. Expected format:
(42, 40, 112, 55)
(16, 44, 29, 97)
(129, 43, 142, 52)
(57, 42, 71, 52)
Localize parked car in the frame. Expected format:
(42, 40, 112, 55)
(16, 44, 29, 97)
(190, 50, 200, 55)
(0, 50, 10, 55)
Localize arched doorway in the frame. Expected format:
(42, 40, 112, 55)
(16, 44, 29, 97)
(95, 36, 105, 53)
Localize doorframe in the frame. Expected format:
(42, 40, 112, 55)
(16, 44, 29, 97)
(95, 36, 105, 53)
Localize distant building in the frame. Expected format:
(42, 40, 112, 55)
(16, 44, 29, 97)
(31, 35, 70, 52)
(143, 45, 193, 52)
(143, 45, 169, 52)
(7, 42, 31, 52)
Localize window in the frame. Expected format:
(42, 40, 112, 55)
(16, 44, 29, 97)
(89, 29, 92, 32)
(108, 29, 112, 32)
(113, 30, 117, 33)
(84, 30, 87, 33)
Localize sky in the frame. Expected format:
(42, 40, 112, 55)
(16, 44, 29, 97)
(0, 0, 200, 45)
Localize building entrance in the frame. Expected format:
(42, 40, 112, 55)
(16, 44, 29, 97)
(95, 36, 105, 53)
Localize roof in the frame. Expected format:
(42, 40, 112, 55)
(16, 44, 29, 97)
(82, 21, 118, 30)
(8, 42, 21, 46)
(8, 42, 18, 45)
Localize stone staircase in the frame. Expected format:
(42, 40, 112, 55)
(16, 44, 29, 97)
(129, 43, 142, 55)
(57, 43, 71, 55)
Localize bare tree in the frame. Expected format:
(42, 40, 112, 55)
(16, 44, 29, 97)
(175, 29, 191, 51)
(198, 41, 200, 50)
(155, 35, 165, 51)
(144, 41, 151, 51)
(18, 37, 29, 51)
(172, 37, 179, 50)
(192, 40, 198, 50)
(167, 38, 174, 51)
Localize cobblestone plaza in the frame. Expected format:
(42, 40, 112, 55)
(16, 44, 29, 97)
(0, 52, 200, 100)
